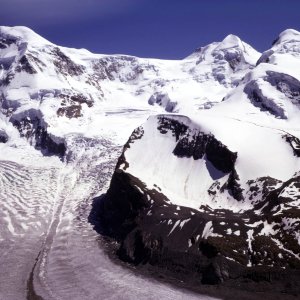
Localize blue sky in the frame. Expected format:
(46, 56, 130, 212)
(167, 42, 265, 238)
(1, 0, 299, 59)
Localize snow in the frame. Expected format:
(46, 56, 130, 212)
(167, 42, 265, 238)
(122, 110, 300, 211)
(259, 221, 278, 236)
(0, 27, 299, 278)
(246, 221, 263, 228)
(246, 230, 254, 267)
(0, 25, 263, 152)
(273, 29, 300, 47)
(179, 218, 191, 229)
(202, 221, 217, 239)
(0, 26, 51, 46)
(296, 232, 300, 246)
(168, 220, 180, 236)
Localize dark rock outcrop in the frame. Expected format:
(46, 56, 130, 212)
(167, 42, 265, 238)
(265, 71, 300, 105)
(11, 109, 66, 157)
(148, 93, 177, 112)
(15, 55, 37, 74)
(0, 37, 17, 49)
(283, 134, 300, 157)
(0, 129, 8, 143)
(157, 115, 237, 173)
(244, 80, 287, 119)
(56, 93, 93, 118)
(96, 171, 300, 295)
(52, 47, 85, 77)
(94, 115, 300, 297)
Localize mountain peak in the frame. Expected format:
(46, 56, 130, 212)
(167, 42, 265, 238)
(0, 26, 50, 45)
(188, 34, 260, 65)
(272, 28, 300, 46)
(218, 34, 243, 49)
(213, 34, 260, 68)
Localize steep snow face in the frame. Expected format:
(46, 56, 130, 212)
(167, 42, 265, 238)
(120, 115, 241, 211)
(119, 114, 300, 211)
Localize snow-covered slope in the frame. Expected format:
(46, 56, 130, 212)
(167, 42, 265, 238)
(1, 25, 300, 297)
(0, 26, 260, 150)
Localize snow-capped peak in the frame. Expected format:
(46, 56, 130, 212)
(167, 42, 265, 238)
(214, 34, 260, 67)
(0, 26, 51, 46)
(273, 28, 300, 46)
(256, 28, 300, 78)
(187, 34, 260, 71)
(215, 34, 243, 50)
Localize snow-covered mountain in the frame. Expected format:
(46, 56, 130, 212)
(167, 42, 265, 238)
(0, 26, 261, 151)
(1, 26, 300, 298)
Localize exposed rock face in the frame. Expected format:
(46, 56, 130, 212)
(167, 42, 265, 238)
(244, 80, 287, 119)
(56, 93, 93, 118)
(97, 115, 300, 295)
(0, 129, 8, 143)
(92, 55, 156, 82)
(15, 55, 37, 74)
(57, 105, 82, 118)
(243, 70, 300, 119)
(52, 47, 85, 77)
(0, 36, 17, 48)
(10, 109, 66, 157)
(284, 134, 300, 157)
(256, 49, 275, 65)
(265, 71, 300, 105)
(98, 172, 300, 290)
(148, 93, 177, 112)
